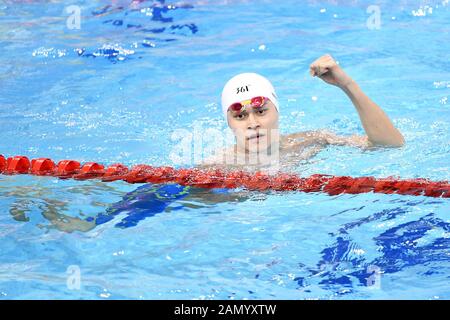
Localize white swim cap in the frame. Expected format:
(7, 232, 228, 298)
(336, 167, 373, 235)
(221, 73, 279, 118)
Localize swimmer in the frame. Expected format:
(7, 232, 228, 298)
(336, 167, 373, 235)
(201, 54, 405, 171)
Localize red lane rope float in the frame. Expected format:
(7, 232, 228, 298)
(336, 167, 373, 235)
(0, 154, 449, 198)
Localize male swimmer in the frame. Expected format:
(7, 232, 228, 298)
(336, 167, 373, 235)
(37, 55, 405, 232)
(202, 54, 405, 171)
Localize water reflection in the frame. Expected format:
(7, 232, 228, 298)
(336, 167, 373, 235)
(294, 207, 450, 295)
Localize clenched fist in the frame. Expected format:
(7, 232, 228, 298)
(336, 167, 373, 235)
(310, 54, 354, 88)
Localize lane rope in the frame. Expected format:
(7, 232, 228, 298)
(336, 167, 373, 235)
(0, 154, 448, 198)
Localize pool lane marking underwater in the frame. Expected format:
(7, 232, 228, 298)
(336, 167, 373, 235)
(0, 154, 449, 198)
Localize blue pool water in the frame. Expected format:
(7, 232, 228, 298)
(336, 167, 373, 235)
(0, 0, 449, 299)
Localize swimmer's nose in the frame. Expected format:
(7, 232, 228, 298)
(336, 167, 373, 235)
(247, 113, 260, 130)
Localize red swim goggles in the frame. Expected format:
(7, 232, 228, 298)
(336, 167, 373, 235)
(228, 96, 269, 114)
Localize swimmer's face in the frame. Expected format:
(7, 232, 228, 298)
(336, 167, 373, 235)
(227, 99, 279, 153)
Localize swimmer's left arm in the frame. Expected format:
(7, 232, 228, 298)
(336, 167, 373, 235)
(286, 130, 370, 149)
(310, 54, 405, 147)
(318, 130, 371, 149)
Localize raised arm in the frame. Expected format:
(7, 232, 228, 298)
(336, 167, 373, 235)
(309, 54, 405, 147)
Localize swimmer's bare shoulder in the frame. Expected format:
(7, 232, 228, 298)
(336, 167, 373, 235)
(281, 130, 371, 149)
(197, 130, 370, 170)
(199, 132, 318, 166)
(282, 131, 325, 145)
(197, 145, 237, 169)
